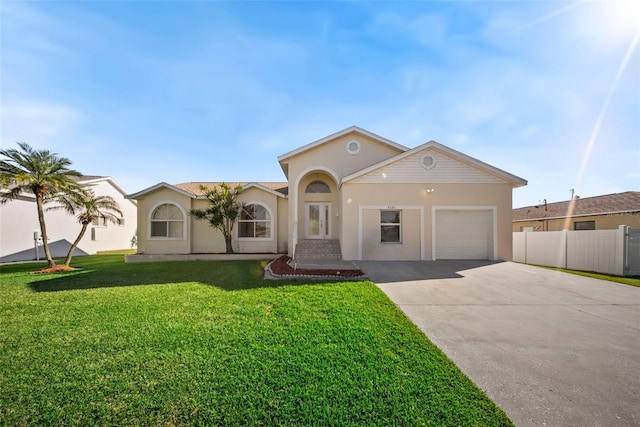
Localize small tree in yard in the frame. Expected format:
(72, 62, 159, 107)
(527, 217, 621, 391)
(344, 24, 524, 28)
(48, 188, 123, 266)
(189, 183, 244, 254)
(0, 142, 82, 268)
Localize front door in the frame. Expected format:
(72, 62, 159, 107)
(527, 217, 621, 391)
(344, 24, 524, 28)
(305, 203, 331, 239)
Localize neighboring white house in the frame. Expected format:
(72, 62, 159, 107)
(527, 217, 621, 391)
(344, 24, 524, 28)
(0, 176, 138, 263)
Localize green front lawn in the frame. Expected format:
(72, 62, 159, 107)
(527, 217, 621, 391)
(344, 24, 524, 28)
(539, 266, 640, 287)
(0, 255, 511, 426)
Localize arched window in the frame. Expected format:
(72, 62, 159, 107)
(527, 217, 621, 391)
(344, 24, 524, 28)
(305, 181, 331, 194)
(238, 204, 271, 238)
(150, 203, 184, 238)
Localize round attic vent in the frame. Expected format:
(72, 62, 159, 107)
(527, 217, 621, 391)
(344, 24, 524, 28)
(420, 154, 436, 170)
(346, 139, 361, 155)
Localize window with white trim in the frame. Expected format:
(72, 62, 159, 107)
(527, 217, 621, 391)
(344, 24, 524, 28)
(238, 204, 271, 238)
(92, 215, 107, 227)
(380, 210, 401, 243)
(150, 203, 184, 238)
(305, 181, 330, 193)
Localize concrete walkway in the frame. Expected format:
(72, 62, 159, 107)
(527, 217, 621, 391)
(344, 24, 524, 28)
(357, 260, 640, 427)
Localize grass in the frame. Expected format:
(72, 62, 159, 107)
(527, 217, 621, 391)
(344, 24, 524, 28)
(0, 255, 512, 426)
(539, 266, 640, 287)
(96, 248, 137, 255)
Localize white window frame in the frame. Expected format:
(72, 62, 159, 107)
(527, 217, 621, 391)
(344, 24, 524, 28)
(357, 205, 425, 260)
(92, 215, 107, 228)
(380, 210, 402, 244)
(236, 202, 274, 241)
(148, 201, 187, 240)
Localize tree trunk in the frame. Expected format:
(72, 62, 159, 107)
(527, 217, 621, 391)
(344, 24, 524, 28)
(35, 194, 56, 268)
(64, 223, 88, 266)
(225, 234, 234, 254)
(224, 218, 235, 254)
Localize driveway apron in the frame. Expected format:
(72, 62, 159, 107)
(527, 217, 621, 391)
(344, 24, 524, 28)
(356, 261, 640, 427)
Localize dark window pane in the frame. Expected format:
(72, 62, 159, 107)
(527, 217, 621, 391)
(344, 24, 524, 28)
(305, 181, 331, 193)
(151, 221, 168, 237)
(381, 210, 400, 224)
(238, 221, 254, 238)
(381, 225, 400, 243)
(168, 221, 183, 238)
(255, 221, 270, 238)
(574, 221, 595, 230)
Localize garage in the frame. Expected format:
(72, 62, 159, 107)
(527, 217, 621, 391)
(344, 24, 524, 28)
(434, 209, 494, 260)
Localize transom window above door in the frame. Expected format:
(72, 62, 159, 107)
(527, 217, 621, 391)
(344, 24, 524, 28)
(305, 181, 331, 193)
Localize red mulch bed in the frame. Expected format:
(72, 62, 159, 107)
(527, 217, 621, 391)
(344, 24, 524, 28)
(30, 265, 77, 274)
(268, 256, 364, 278)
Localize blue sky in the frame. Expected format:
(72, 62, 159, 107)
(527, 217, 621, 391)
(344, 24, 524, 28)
(1, 0, 638, 207)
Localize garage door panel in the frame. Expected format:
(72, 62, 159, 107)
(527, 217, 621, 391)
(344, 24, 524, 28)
(435, 210, 492, 260)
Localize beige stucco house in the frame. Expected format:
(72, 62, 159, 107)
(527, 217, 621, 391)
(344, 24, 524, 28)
(127, 126, 527, 261)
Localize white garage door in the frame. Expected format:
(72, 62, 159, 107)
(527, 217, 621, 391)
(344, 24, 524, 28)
(435, 209, 493, 260)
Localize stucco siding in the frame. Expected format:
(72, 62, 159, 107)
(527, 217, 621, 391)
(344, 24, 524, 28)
(284, 131, 403, 256)
(137, 189, 192, 255)
(277, 197, 288, 253)
(341, 182, 513, 261)
(361, 208, 421, 260)
(286, 131, 404, 182)
(137, 186, 283, 255)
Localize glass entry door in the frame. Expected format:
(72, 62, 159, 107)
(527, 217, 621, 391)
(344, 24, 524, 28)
(305, 203, 331, 239)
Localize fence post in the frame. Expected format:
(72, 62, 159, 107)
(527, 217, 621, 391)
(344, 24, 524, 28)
(617, 225, 627, 277)
(561, 229, 568, 269)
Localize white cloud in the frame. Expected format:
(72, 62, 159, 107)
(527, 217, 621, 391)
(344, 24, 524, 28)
(0, 100, 84, 148)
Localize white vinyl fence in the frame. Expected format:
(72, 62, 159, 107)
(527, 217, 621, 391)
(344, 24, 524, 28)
(513, 225, 640, 277)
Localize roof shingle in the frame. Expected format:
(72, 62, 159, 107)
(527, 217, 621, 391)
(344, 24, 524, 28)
(513, 191, 640, 221)
(175, 182, 289, 196)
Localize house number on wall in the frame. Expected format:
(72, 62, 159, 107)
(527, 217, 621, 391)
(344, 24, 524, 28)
(387, 206, 396, 209)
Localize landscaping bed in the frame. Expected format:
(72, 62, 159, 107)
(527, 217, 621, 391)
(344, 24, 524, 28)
(267, 255, 365, 278)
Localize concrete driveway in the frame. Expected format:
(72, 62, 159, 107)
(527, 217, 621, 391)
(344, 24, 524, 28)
(356, 261, 640, 427)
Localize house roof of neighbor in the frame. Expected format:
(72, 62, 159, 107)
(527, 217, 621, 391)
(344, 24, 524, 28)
(513, 191, 640, 221)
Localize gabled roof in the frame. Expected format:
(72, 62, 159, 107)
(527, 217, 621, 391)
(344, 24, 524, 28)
(77, 176, 131, 199)
(2, 175, 135, 204)
(342, 140, 528, 187)
(126, 182, 195, 200)
(277, 126, 409, 176)
(513, 191, 640, 221)
(175, 182, 288, 198)
(127, 181, 289, 200)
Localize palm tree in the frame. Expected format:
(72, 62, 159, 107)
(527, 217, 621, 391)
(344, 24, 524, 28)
(190, 183, 244, 254)
(48, 189, 123, 266)
(0, 143, 82, 268)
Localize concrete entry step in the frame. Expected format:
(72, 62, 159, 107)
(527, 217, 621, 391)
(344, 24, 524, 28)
(294, 239, 342, 261)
